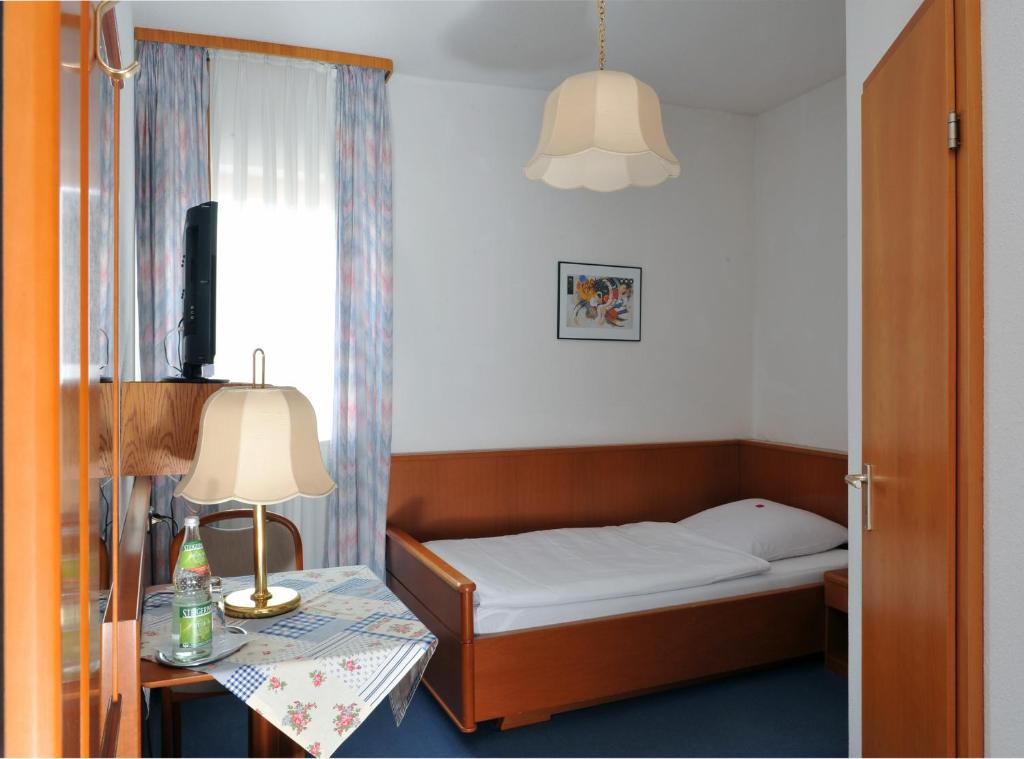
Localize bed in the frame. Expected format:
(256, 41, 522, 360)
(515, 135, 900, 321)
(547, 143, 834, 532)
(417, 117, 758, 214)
(385, 439, 848, 731)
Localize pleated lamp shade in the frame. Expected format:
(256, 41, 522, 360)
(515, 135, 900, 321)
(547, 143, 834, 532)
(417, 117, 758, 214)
(174, 386, 336, 506)
(524, 70, 681, 192)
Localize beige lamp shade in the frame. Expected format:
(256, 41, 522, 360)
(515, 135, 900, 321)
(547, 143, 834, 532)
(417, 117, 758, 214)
(524, 70, 681, 192)
(174, 386, 336, 506)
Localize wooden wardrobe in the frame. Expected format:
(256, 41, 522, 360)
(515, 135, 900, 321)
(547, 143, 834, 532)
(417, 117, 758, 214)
(2, 3, 136, 755)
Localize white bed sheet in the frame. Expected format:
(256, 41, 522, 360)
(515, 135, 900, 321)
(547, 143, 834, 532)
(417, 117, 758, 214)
(471, 548, 848, 635)
(426, 521, 770, 609)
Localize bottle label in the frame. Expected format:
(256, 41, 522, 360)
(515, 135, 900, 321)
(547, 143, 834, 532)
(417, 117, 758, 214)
(180, 540, 209, 577)
(178, 602, 213, 649)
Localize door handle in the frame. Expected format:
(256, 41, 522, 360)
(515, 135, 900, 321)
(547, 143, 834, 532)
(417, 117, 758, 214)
(845, 464, 873, 531)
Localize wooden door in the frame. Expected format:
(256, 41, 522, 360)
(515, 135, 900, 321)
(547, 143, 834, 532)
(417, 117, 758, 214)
(861, 0, 957, 755)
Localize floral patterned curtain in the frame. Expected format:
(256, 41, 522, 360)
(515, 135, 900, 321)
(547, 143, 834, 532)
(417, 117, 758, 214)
(135, 40, 210, 580)
(329, 66, 393, 577)
(134, 49, 392, 579)
(135, 40, 210, 379)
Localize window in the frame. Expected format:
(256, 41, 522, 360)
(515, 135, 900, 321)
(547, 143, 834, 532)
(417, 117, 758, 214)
(210, 51, 338, 437)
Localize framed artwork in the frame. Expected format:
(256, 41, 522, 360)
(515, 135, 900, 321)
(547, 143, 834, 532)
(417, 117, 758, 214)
(557, 261, 642, 341)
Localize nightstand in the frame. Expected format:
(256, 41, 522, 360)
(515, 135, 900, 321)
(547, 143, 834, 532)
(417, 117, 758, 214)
(824, 568, 848, 676)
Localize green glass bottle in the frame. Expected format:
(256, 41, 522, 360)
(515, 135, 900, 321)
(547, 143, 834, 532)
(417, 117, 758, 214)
(172, 516, 213, 662)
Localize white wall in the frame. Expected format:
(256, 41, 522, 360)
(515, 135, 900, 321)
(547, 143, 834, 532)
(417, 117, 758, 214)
(390, 75, 757, 452)
(981, 3, 1024, 754)
(752, 76, 846, 451)
(844, 1, 953, 755)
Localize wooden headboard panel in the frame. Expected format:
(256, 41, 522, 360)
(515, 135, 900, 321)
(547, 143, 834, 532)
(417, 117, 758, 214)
(388, 441, 738, 541)
(388, 440, 848, 540)
(737, 441, 848, 526)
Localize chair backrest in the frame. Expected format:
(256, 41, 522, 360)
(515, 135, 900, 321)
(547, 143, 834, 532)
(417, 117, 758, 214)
(169, 509, 303, 579)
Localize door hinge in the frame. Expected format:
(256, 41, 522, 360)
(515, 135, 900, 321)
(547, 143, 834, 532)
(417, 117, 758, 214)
(948, 111, 960, 150)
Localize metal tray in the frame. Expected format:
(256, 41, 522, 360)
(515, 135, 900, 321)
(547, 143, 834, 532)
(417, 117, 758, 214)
(155, 626, 249, 668)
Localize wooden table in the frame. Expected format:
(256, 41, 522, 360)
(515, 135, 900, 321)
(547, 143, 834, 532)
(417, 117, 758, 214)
(139, 567, 435, 758)
(824, 568, 848, 676)
(141, 660, 305, 758)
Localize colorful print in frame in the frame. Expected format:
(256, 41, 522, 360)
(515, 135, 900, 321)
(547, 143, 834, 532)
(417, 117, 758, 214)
(557, 261, 642, 341)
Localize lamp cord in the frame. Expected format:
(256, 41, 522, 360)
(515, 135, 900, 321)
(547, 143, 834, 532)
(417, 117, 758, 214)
(598, 0, 606, 70)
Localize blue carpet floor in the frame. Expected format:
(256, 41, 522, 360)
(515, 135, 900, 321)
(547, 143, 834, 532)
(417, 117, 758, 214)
(150, 657, 847, 757)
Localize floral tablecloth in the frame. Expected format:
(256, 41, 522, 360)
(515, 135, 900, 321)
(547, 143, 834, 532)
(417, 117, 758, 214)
(141, 566, 437, 757)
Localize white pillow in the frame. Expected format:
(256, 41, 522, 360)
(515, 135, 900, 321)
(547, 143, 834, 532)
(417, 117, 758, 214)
(678, 498, 847, 561)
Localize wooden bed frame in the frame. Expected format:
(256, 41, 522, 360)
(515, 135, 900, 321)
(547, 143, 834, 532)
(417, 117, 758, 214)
(385, 439, 847, 731)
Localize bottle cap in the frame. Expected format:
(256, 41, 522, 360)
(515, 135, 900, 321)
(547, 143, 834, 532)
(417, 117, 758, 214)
(184, 516, 199, 528)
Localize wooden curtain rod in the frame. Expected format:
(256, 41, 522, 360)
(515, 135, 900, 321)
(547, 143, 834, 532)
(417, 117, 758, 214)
(134, 27, 393, 80)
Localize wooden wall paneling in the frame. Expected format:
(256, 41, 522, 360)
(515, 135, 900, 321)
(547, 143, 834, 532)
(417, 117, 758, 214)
(389, 440, 850, 540)
(953, 0, 984, 753)
(2, 3, 64, 755)
(388, 441, 741, 540)
(737, 441, 848, 526)
(120, 381, 228, 476)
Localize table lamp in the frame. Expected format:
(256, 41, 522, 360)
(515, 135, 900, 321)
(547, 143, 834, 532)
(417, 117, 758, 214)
(174, 350, 336, 618)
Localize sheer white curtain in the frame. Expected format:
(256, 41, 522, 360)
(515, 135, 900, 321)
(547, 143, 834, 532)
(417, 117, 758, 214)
(210, 50, 338, 567)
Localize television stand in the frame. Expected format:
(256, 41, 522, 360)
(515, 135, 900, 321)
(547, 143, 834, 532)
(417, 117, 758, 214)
(163, 360, 228, 383)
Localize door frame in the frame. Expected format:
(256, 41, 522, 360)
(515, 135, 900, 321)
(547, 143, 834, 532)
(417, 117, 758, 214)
(952, 0, 984, 755)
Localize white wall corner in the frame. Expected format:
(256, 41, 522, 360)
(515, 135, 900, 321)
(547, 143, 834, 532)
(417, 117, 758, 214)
(751, 75, 847, 452)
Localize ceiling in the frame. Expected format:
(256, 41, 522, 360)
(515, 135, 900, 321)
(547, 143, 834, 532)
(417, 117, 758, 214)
(130, 0, 845, 115)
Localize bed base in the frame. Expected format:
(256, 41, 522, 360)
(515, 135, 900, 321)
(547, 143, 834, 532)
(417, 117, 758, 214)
(385, 440, 846, 730)
(386, 527, 826, 732)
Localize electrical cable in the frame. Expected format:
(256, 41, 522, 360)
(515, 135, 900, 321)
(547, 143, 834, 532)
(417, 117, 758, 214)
(162, 318, 185, 375)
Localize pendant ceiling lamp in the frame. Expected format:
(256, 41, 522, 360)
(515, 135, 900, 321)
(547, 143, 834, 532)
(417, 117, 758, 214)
(524, 0, 680, 192)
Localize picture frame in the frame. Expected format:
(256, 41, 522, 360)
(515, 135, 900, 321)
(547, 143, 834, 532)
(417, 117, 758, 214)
(557, 261, 642, 342)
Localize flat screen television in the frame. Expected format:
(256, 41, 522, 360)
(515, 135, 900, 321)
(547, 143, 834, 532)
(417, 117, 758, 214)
(176, 201, 220, 381)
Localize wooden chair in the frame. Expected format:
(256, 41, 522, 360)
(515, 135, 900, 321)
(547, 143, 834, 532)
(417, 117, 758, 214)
(161, 509, 303, 757)
(168, 509, 304, 579)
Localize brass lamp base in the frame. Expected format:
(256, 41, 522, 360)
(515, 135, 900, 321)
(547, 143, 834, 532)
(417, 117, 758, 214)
(223, 502, 302, 619)
(224, 586, 301, 619)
